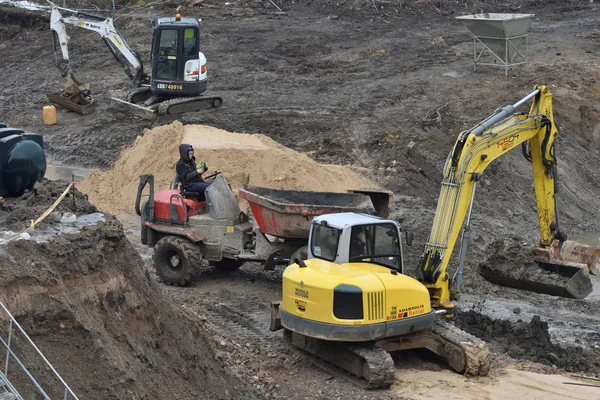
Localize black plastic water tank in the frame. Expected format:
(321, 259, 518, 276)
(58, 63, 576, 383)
(0, 126, 46, 197)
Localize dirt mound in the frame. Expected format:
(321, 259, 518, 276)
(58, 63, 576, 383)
(454, 310, 600, 374)
(80, 122, 373, 215)
(0, 180, 257, 399)
(0, 179, 97, 230)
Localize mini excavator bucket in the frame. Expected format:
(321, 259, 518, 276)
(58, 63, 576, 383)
(46, 73, 95, 115)
(479, 241, 594, 299)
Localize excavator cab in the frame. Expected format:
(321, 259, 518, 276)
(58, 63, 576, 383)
(150, 16, 207, 97)
(308, 214, 406, 272)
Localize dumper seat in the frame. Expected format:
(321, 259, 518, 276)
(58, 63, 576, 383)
(172, 175, 207, 202)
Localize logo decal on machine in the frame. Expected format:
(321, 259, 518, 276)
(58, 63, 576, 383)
(295, 300, 306, 312)
(111, 34, 124, 48)
(496, 133, 519, 151)
(388, 304, 425, 320)
(295, 288, 309, 298)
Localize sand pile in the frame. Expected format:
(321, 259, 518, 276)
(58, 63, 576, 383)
(80, 122, 374, 215)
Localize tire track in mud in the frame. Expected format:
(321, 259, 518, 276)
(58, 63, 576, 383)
(201, 300, 273, 343)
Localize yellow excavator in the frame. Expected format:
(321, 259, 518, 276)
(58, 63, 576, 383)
(269, 86, 594, 389)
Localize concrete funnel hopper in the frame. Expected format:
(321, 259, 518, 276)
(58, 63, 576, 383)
(457, 13, 534, 63)
(456, 13, 534, 63)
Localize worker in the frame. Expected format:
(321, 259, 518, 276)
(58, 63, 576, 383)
(176, 144, 211, 199)
(350, 227, 368, 258)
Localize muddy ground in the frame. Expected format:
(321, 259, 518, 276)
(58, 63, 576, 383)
(0, 181, 258, 400)
(1, 0, 600, 398)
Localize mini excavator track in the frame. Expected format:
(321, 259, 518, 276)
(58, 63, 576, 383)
(284, 330, 396, 389)
(116, 87, 223, 118)
(284, 320, 490, 390)
(156, 95, 223, 115)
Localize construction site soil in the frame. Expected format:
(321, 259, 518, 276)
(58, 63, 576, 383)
(454, 311, 600, 374)
(1, 0, 600, 398)
(0, 181, 258, 399)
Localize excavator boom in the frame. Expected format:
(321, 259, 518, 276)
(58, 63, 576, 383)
(417, 86, 592, 308)
(49, 3, 148, 85)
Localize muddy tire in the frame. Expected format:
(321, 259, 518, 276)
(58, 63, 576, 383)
(153, 236, 202, 286)
(289, 246, 308, 266)
(213, 258, 243, 272)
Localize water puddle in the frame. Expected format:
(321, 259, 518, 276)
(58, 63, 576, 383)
(45, 165, 89, 182)
(0, 212, 106, 244)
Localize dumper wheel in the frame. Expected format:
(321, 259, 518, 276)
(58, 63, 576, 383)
(289, 246, 308, 266)
(153, 236, 202, 286)
(213, 258, 244, 272)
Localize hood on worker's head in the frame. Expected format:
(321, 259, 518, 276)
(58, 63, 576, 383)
(179, 144, 193, 161)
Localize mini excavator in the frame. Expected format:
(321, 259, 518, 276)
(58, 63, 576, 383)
(48, 2, 222, 117)
(269, 86, 594, 389)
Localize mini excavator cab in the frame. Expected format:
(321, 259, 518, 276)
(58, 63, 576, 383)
(307, 213, 410, 272)
(275, 213, 434, 343)
(151, 15, 207, 97)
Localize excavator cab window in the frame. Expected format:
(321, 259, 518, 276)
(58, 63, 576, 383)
(156, 29, 178, 80)
(183, 28, 198, 56)
(349, 223, 401, 270)
(311, 224, 341, 262)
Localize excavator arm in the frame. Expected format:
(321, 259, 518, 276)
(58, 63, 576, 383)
(417, 85, 590, 311)
(49, 3, 148, 85)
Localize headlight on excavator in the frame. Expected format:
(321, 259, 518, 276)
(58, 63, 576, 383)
(333, 284, 363, 320)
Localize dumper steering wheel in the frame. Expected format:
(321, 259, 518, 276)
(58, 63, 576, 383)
(204, 171, 221, 181)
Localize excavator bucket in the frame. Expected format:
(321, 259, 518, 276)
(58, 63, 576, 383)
(46, 73, 95, 115)
(478, 241, 594, 300)
(479, 259, 592, 299)
(533, 259, 592, 299)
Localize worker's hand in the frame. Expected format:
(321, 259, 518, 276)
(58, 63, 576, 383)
(196, 168, 207, 174)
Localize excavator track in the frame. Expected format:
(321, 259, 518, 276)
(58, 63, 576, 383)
(156, 95, 223, 115)
(117, 89, 223, 118)
(376, 320, 490, 377)
(284, 330, 396, 390)
(284, 320, 490, 390)
(429, 320, 491, 376)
